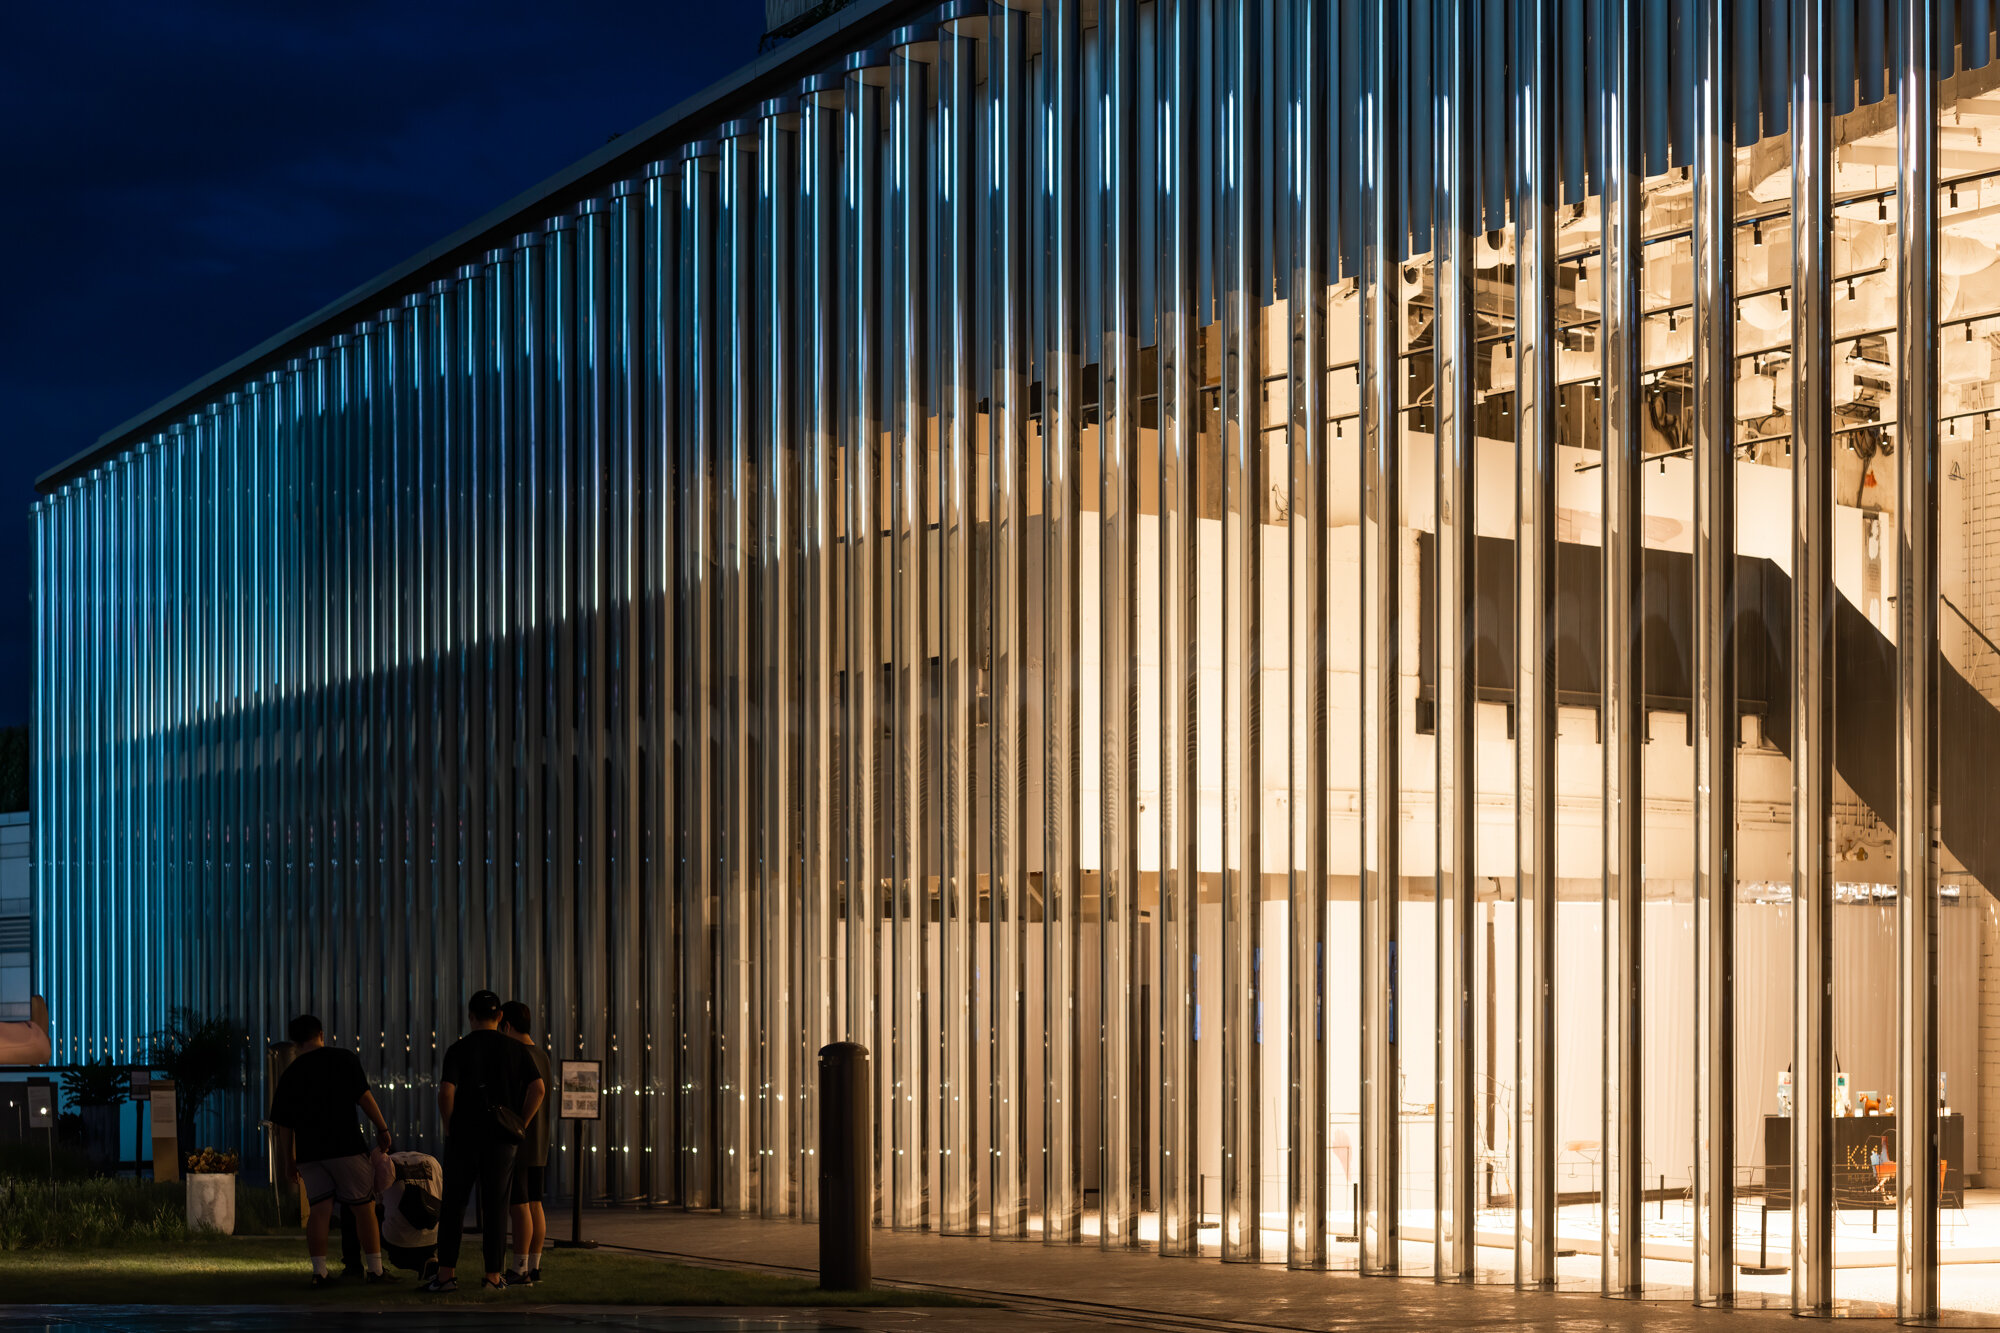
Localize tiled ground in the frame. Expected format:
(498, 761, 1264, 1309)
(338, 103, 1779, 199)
(579, 1210, 1832, 1330)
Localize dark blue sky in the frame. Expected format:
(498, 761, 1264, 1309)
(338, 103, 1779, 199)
(0, 1, 766, 729)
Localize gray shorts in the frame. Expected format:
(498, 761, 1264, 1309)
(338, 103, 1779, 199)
(299, 1153, 377, 1207)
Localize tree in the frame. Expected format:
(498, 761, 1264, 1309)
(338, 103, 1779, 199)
(147, 1010, 247, 1148)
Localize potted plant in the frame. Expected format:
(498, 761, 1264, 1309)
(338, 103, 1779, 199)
(184, 1146, 239, 1234)
(57, 1060, 127, 1168)
(147, 1010, 247, 1149)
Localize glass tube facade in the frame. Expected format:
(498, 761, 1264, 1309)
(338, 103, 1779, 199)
(30, 0, 2000, 1317)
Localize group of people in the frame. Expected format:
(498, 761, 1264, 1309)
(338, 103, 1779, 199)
(269, 989, 554, 1294)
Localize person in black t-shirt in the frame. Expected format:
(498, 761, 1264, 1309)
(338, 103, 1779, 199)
(423, 989, 545, 1294)
(270, 1014, 396, 1287)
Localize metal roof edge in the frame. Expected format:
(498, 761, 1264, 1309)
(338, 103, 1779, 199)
(37, 0, 920, 493)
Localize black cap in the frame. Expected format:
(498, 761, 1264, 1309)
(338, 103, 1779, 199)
(468, 989, 503, 1021)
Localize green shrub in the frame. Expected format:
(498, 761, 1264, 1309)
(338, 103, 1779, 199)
(0, 1177, 192, 1250)
(0, 1170, 298, 1250)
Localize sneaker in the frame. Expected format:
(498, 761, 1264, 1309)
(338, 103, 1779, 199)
(310, 1272, 337, 1289)
(365, 1269, 401, 1285)
(504, 1269, 534, 1287)
(481, 1276, 508, 1293)
(421, 1274, 459, 1294)
(527, 1268, 542, 1286)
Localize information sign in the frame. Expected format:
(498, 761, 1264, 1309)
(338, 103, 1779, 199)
(558, 1059, 601, 1121)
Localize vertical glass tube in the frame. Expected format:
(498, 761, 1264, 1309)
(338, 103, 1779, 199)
(606, 182, 646, 1203)
(841, 48, 888, 1222)
(1788, 0, 1836, 1311)
(985, 5, 1031, 1240)
(31, 496, 46, 1045)
(1041, 0, 1085, 1248)
(1511, 0, 1558, 1289)
(510, 231, 555, 1176)
(636, 171, 677, 1201)
(1098, 0, 1142, 1254)
(1431, 0, 1477, 1284)
(1153, 0, 1199, 1258)
(399, 294, 430, 1126)
(1894, 1, 1940, 1317)
(887, 25, 933, 1234)
(1216, 0, 1261, 1265)
(544, 216, 580, 1170)
(718, 124, 759, 1216)
(429, 280, 460, 1111)
(678, 147, 720, 1211)
(1286, 0, 1331, 1275)
(1690, 0, 1738, 1304)
(483, 243, 519, 1075)
(935, 5, 983, 1239)
(1598, 0, 1645, 1297)
(797, 76, 843, 1223)
(756, 96, 799, 1220)
(458, 261, 492, 1009)
(333, 334, 362, 1055)
(1357, 0, 1400, 1277)
(573, 200, 611, 1200)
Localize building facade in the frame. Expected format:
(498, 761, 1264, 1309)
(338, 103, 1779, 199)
(32, 0, 2000, 1318)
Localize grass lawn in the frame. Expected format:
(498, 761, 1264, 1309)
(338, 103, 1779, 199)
(0, 1237, 978, 1308)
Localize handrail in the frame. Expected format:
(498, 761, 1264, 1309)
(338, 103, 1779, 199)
(1942, 594, 2000, 665)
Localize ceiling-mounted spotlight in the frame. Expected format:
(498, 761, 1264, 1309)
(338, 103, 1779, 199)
(1847, 278, 1857, 301)
(1780, 289, 1789, 313)
(1951, 184, 1961, 209)
(1753, 219, 1764, 246)
(1878, 196, 1887, 221)
(1668, 309, 1677, 332)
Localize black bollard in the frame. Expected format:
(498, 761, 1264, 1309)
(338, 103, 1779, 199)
(818, 1041, 872, 1291)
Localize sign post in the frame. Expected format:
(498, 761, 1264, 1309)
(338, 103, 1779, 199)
(554, 1059, 600, 1250)
(150, 1080, 178, 1183)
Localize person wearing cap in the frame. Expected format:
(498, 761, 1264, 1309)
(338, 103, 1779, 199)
(423, 989, 545, 1295)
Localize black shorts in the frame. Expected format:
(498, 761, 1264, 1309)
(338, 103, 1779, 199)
(510, 1164, 545, 1205)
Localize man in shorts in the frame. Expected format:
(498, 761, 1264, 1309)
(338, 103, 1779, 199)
(271, 1013, 398, 1287)
(500, 1000, 553, 1285)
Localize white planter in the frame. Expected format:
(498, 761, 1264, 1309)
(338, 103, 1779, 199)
(186, 1172, 236, 1235)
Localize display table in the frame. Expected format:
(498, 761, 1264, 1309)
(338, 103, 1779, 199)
(1761, 1113, 1965, 1225)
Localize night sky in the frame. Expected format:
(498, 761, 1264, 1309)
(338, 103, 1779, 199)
(0, 1, 767, 730)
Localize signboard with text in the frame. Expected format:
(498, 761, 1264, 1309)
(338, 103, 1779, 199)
(558, 1060, 601, 1121)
